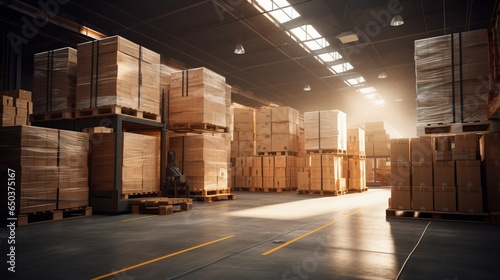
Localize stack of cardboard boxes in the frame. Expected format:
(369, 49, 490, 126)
(411, 137, 434, 211)
(231, 106, 256, 158)
(347, 128, 367, 191)
(90, 132, 160, 195)
(76, 36, 161, 115)
(454, 134, 483, 212)
(433, 136, 457, 211)
(256, 106, 300, 153)
(33, 47, 77, 113)
(389, 138, 411, 209)
(0, 126, 89, 214)
(309, 154, 345, 193)
(482, 133, 500, 212)
(304, 110, 347, 152)
(1, 90, 32, 126)
(365, 121, 391, 186)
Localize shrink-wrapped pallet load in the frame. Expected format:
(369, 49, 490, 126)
(304, 110, 347, 151)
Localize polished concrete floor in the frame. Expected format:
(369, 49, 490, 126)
(2, 187, 500, 280)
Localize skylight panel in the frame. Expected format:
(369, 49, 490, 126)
(317, 52, 342, 63)
(329, 63, 353, 74)
(290, 25, 322, 42)
(357, 87, 376, 94)
(373, 99, 387, 106)
(254, 0, 300, 24)
(304, 38, 330, 51)
(345, 76, 366, 86)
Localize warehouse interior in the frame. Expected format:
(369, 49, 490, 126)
(1, 0, 500, 279)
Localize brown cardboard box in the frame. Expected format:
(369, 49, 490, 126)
(1, 105, 16, 115)
(411, 137, 433, 162)
(456, 160, 481, 187)
(434, 150, 453, 161)
(434, 186, 457, 212)
(455, 133, 478, 149)
(272, 134, 297, 152)
(1, 89, 32, 101)
(390, 186, 411, 209)
(484, 160, 500, 187)
(275, 155, 295, 167)
(296, 171, 310, 190)
(390, 138, 411, 162)
(412, 185, 434, 211)
(1, 95, 14, 106)
(374, 142, 390, 157)
(457, 186, 483, 213)
(390, 161, 410, 186)
(15, 98, 29, 109)
(411, 162, 433, 187)
(263, 177, 274, 188)
(487, 186, 500, 212)
(434, 136, 452, 151)
(433, 161, 455, 187)
(480, 133, 500, 160)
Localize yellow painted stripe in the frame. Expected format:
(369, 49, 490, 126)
(91, 235, 235, 280)
(262, 209, 362, 256)
(121, 215, 156, 222)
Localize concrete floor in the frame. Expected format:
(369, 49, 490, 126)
(2, 187, 500, 280)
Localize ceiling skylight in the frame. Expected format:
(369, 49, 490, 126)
(316, 52, 342, 63)
(357, 87, 376, 94)
(344, 76, 366, 86)
(254, 0, 300, 23)
(329, 62, 353, 74)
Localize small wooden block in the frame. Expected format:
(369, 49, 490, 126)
(159, 205, 173, 215)
(53, 211, 63, 221)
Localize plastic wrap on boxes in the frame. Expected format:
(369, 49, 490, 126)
(76, 36, 161, 115)
(89, 132, 160, 194)
(414, 29, 489, 125)
(33, 47, 77, 113)
(304, 110, 347, 151)
(169, 134, 230, 191)
(0, 126, 89, 213)
(169, 67, 229, 128)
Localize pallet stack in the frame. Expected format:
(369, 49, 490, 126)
(364, 121, 391, 186)
(410, 137, 434, 211)
(90, 132, 160, 196)
(0, 126, 89, 214)
(76, 35, 161, 117)
(231, 105, 256, 158)
(1, 90, 32, 126)
(433, 136, 457, 211)
(300, 110, 348, 195)
(347, 128, 367, 192)
(414, 29, 490, 133)
(33, 47, 77, 115)
(256, 106, 300, 154)
(389, 138, 411, 209)
(169, 67, 229, 129)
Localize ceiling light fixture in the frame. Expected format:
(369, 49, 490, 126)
(337, 31, 359, 44)
(234, 44, 245, 55)
(303, 84, 311, 91)
(390, 15, 404, 26)
(378, 72, 388, 79)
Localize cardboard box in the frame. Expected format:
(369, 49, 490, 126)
(457, 186, 483, 213)
(1, 95, 14, 106)
(484, 160, 500, 187)
(390, 186, 411, 210)
(480, 133, 500, 160)
(412, 185, 434, 211)
(455, 133, 478, 149)
(390, 138, 411, 162)
(433, 161, 455, 187)
(411, 137, 433, 162)
(1, 89, 32, 101)
(434, 150, 452, 161)
(434, 136, 452, 151)
(456, 160, 481, 187)
(15, 98, 29, 109)
(297, 172, 310, 190)
(390, 161, 410, 186)
(411, 162, 433, 187)
(434, 186, 457, 212)
(487, 186, 500, 212)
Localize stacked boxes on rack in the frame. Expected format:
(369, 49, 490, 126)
(33, 47, 77, 113)
(0, 126, 89, 214)
(347, 128, 366, 191)
(76, 35, 161, 115)
(433, 136, 457, 211)
(231, 105, 256, 158)
(414, 29, 489, 127)
(1, 90, 33, 126)
(169, 134, 229, 191)
(90, 132, 160, 195)
(256, 106, 300, 153)
(365, 121, 391, 186)
(169, 67, 229, 128)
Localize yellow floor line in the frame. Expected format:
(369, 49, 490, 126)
(91, 235, 235, 280)
(121, 215, 156, 222)
(262, 209, 362, 256)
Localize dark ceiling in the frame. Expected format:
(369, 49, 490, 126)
(1, 0, 497, 136)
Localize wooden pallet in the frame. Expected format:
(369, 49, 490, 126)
(121, 191, 161, 200)
(18, 206, 92, 226)
(129, 197, 193, 215)
(189, 189, 236, 202)
(386, 208, 491, 223)
(76, 105, 160, 122)
(346, 154, 366, 159)
(30, 110, 74, 122)
(348, 187, 368, 193)
(306, 149, 347, 155)
(416, 121, 492, 136)
(169, 122, 228, 133)
(257, 151, 298, 156)
(233, 187, 255, 192)
(297, 189, 347, 196)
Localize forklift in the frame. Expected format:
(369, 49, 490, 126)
(161, 150, 190, 198)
